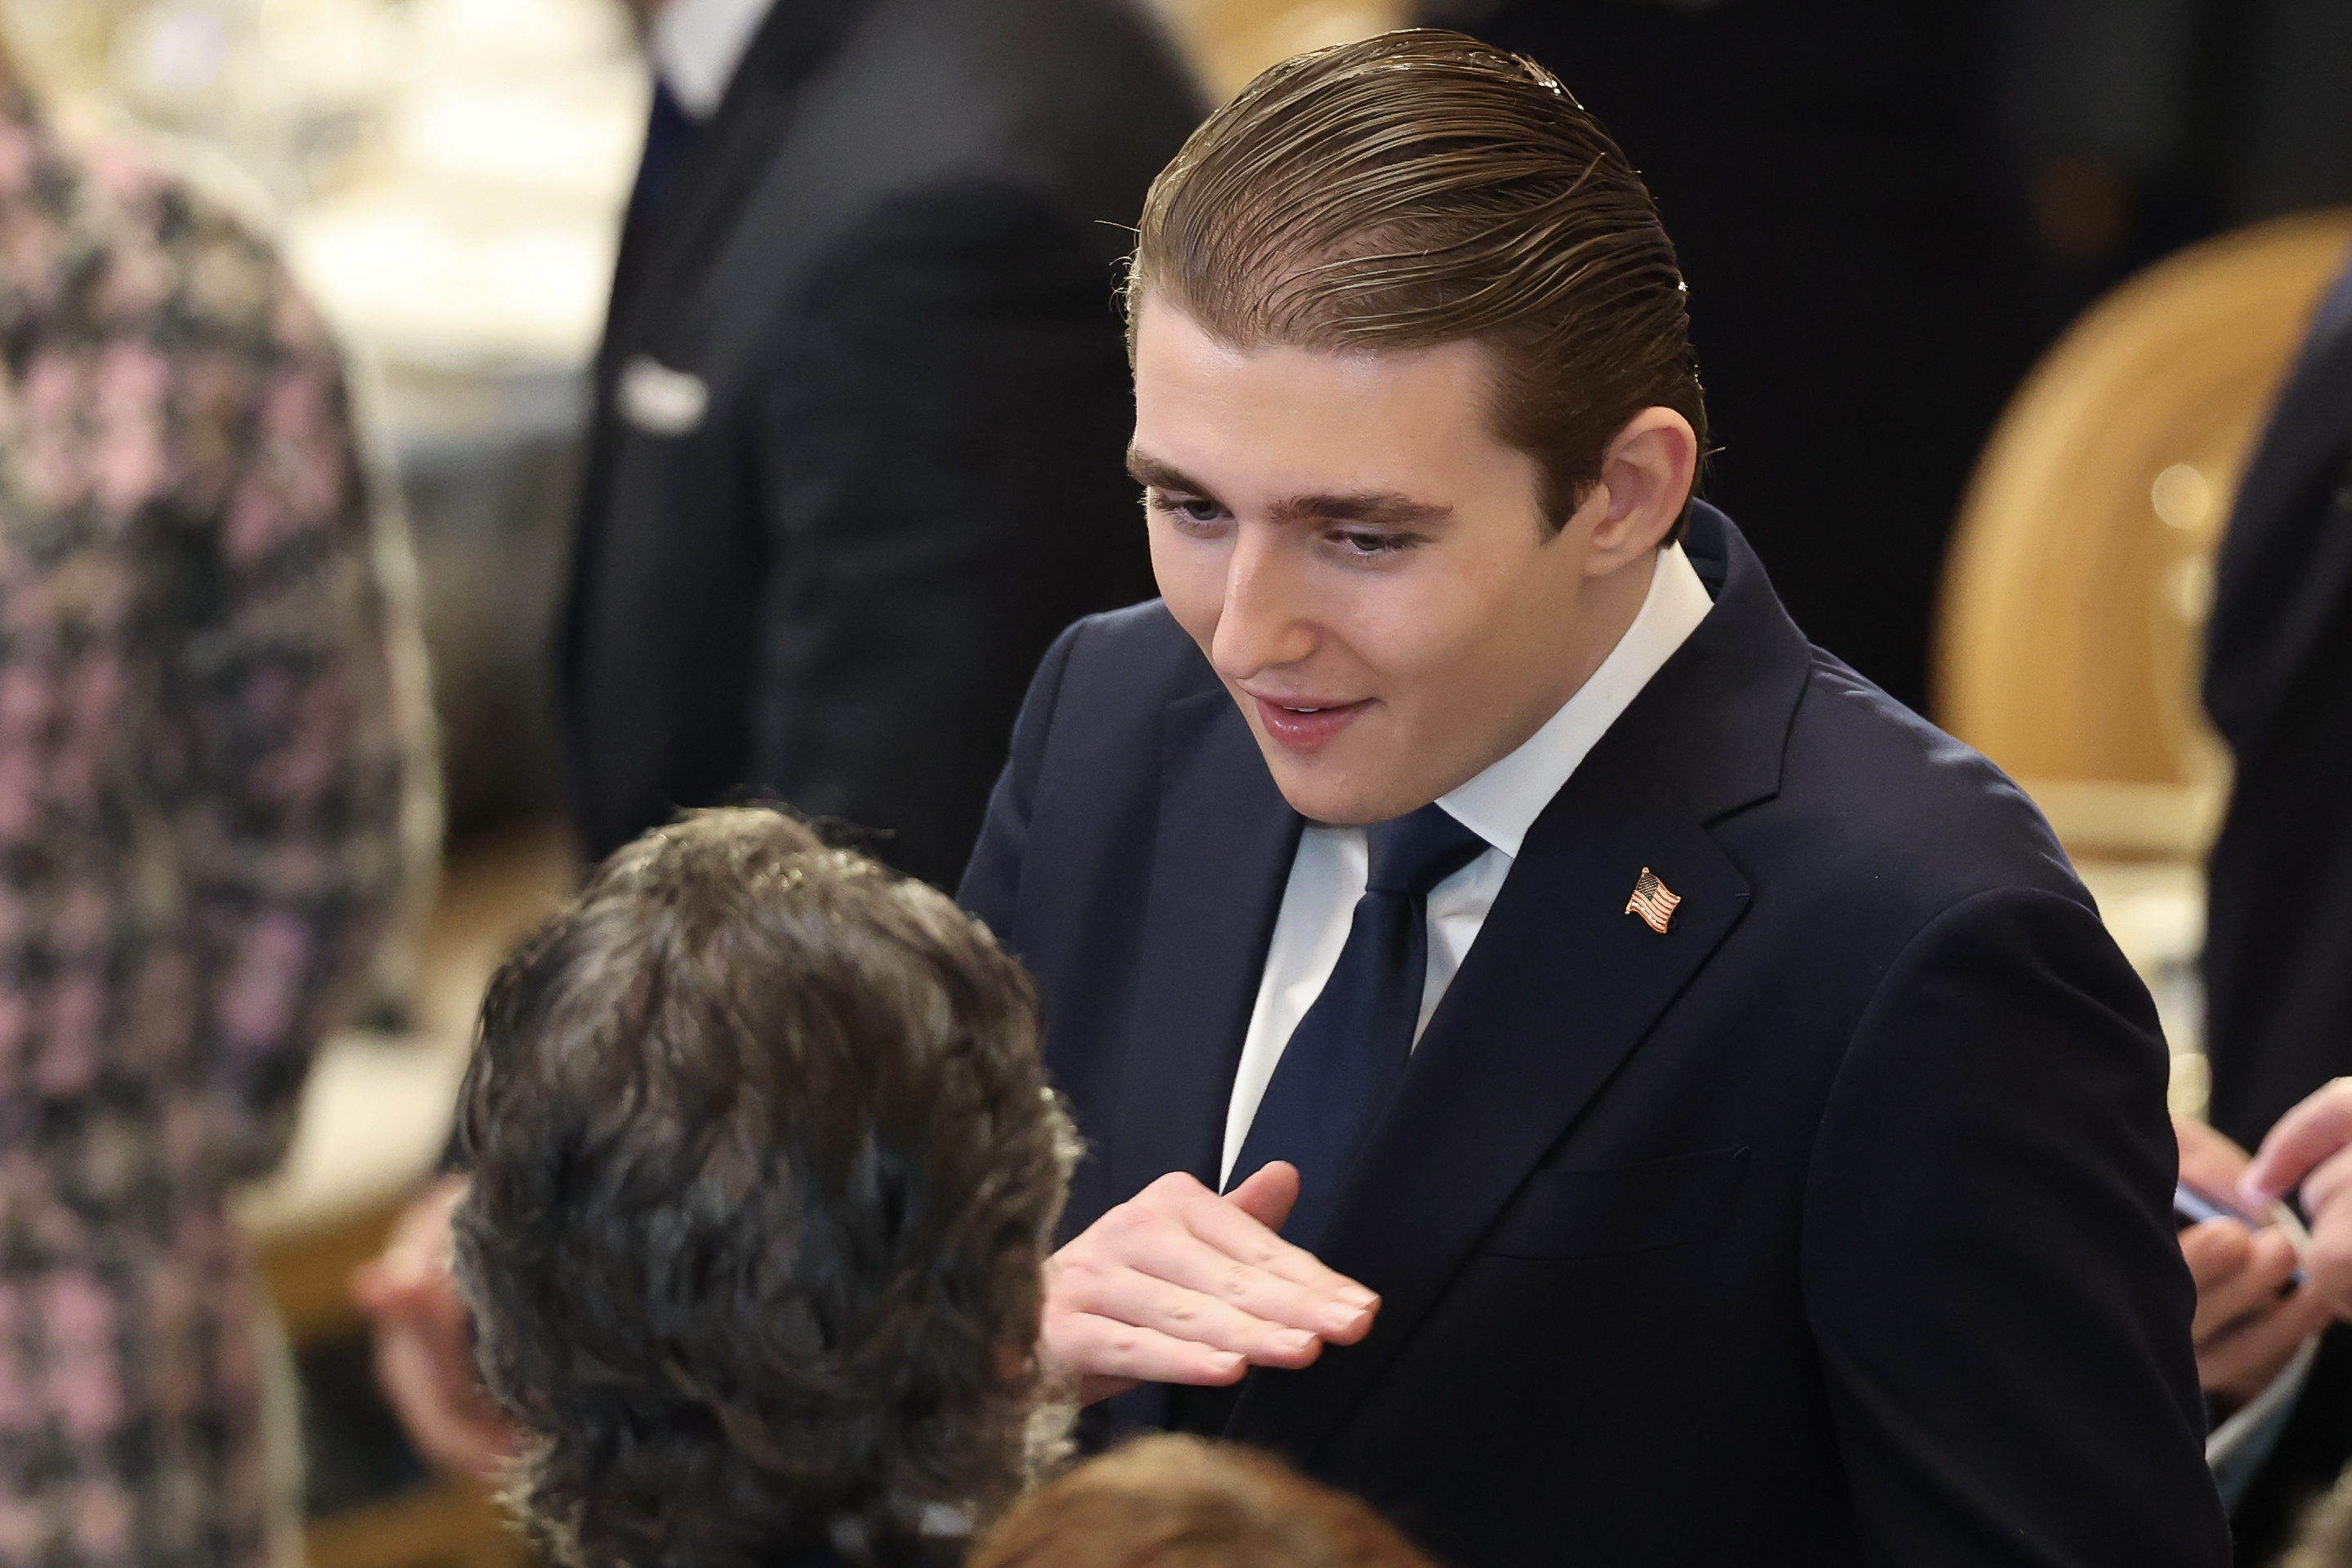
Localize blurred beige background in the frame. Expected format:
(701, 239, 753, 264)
(0, 0, 1405, 374)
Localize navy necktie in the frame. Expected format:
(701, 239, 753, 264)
(1227, 802, 1489, 1255)
(617, 80, 699, 281)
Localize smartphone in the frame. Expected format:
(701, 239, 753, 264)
(2175, 1181, 2309, 1288)
(2175, 1180, 2269, 1230)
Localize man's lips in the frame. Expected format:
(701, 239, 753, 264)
(1247, 693, 1371, 754)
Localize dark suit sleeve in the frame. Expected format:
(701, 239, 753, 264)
(748, 180, 1151, 890)
(957, 613, 1086, 936)
(1803, 887, 2229, 1567)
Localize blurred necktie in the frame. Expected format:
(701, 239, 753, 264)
(1227, 802, 1488, 1255)
(617, 78, 699, 283)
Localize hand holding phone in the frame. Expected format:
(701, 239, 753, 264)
(2175, 1180, 2309, 1287)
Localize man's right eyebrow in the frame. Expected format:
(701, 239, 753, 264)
(1126, 451, 1205, 493)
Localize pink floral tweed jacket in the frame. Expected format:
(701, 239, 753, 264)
(0, 69, 421, 1568)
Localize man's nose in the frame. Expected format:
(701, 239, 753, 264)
(1210, 529, 1316, 678)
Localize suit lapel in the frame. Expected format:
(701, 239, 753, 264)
(1103, 688, 1303, 1208)
(604, 0, 879, 365)
(1227, 733, 1750, 1456)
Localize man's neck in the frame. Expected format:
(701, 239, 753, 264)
(1439, 541, 1712, 857)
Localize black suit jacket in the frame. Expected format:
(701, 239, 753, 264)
(2198, 257, 2352, 1565)
(962, 505, 2227, 1566)
(2203, 257, 2352, 1153)
(561, 0, 1200, 885)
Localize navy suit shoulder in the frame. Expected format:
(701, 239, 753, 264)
(1627, 524, 2090, 958)
(962, 597, 1207, 924)
(963, 600, 1216, 1101)
(1719, 646, 2090, 944)
(1049, 598, 1220, 708)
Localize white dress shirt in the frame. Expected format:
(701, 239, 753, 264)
(651, 0, 776, 118)
(1218, 542, 1718, 1186)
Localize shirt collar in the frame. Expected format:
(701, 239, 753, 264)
(1438, 541, 1715, 859)
(651, 0, 776, 119)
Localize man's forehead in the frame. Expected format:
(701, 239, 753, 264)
(1133, 293, 1489, 381)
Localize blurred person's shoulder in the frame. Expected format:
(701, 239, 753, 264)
(43, 93, 330, 359)
(931, 0, 1198, 92)
(823, 0, 1201, 167)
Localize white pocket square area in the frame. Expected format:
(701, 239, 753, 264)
(617, 355, 710, 437)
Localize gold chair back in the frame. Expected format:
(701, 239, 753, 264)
(1936, 209, 2352, 860)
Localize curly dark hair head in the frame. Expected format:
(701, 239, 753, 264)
(450, 806, 1075, 1568)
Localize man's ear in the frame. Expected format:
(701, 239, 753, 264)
(1581, 407, 1699, 575)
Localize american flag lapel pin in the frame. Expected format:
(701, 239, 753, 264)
(1625, 867, 1682, 934)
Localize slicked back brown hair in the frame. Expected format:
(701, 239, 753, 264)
(1129, 28, 1706, 531)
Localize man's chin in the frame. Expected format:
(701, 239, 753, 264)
(1255, 745, 1419, 828)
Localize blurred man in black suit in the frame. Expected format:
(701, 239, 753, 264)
(2194, 253, 2352, 1563)
(2204, 256, 2352, 1159)
(355, 0, 1199, 1476)
(562, 0, 1201, 886)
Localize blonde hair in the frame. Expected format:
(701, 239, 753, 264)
(968, 1435, 1436, 1568)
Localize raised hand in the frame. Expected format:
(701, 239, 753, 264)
(1040, 1161, 1379, 1405)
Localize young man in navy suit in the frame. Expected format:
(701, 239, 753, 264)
(960, 31, 2230, 1566)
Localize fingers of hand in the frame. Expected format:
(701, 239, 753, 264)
(1142, 1178, 1379, 1333)
(2198, 1285, 2331, 1405)
(1053, 1250, 1326, 1367)
(1040, 1177, 1383, 1391)
(2176, 1116, 2252, 1195)
(1224, 1161, 1301, 1234)
(1043, 1309, 1247, 1389)
(372, 1319, 512, 1481)
(2304, 1199, 2352, 1316)
(1062, 1203, 1365, 1345)
(2302, 1143, 2352, 1226)
(2246, 1079, 2352, 1205)
(2181, 1219, 2256, 1296)
(2188, 1223, 2303, 1343)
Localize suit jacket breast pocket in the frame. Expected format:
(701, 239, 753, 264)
(1479, 1146, 1751, 1261)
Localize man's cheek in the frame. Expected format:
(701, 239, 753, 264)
(1151, 566, 1214, 645)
